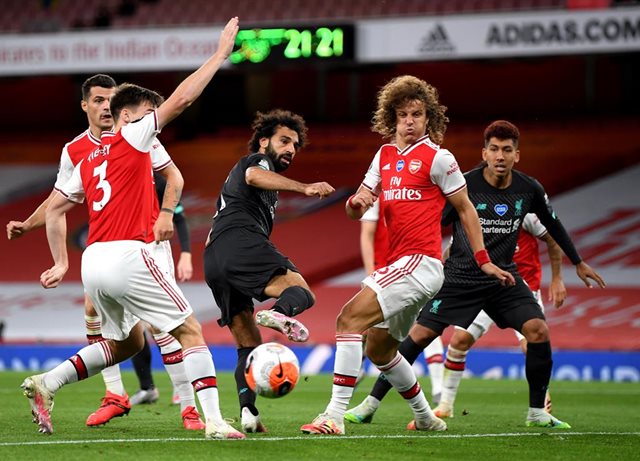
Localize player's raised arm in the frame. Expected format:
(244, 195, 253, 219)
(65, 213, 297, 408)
(40, 193, 76, 289)
(156, 17, 239, 130)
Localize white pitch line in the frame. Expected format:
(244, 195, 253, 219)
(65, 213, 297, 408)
(1, 432, 639, 447)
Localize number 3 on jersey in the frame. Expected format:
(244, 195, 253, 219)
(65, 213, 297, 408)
(92, 161, 112, 211)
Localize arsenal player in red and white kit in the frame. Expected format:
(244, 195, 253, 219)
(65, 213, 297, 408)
(360, 199, 446, 405)
(7, 74, 202, 429)
(22, 17, 244, 440)
(301, 75, 514, 436)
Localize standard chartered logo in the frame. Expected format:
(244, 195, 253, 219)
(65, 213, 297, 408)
(479, 217, 516, 234)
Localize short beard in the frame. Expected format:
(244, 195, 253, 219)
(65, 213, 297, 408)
(265, 143, 289, 172)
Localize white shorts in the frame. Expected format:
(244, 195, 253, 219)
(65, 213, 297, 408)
(459, 289, 544, 342)
(363, 254, 444, 342)
(81, 240, 191, 341)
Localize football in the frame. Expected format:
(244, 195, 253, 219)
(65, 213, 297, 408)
(244, 342, 300, 398)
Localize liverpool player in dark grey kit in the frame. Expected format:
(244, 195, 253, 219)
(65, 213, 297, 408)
(204, 109, 334, 433)
(346, 120, 605, 429)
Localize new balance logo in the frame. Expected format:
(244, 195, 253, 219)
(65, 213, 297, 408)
(476, 203, 487, 210)
(419, 24, 456, 54)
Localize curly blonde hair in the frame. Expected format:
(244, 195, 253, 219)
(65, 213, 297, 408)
(371, 75, 448, 145)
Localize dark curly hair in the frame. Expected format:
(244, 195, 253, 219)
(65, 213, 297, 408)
(372, 75, 448, 145)
(248, 109, 308, 153)
(483, 120, 520, 148)
(110, 83, 164, 122)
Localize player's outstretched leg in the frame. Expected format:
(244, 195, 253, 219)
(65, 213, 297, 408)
(301, 333, 363, 435)
(85, 313, 132, 425)
(25, 335, 133, 433)
(174, 316, 244, 439)
(153, 332, 205, 430)
(22, 374, 55, 434)
(256, 285, 314, 342)
(255, 309, 309, 342)
(378, 353, 446, 432)
(345, 335, 425, 424)
(181, 344, 244, 439)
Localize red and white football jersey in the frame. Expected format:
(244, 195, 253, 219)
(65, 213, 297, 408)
(54, 129, 173, 191)
(60, 111, 163, 245)
(515, 213, 547, 291)
(362, 135, 466, 263)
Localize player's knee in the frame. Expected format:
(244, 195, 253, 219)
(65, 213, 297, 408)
(335, 305, 361, 333)
(450, 331, 474, 350)
(84, 297, 97, 316)
(521, 319, 549, 343)
(408, 324, 437, 348)
(276, 286, 315, 316)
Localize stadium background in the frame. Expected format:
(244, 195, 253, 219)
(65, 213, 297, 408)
(0, 0, 638, 382)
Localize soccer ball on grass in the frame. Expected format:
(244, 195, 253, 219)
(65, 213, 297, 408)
(244, 342, 300, 398)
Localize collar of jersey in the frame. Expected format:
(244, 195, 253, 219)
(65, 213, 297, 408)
(87, 129, 102, 145)
(100, 130, 117, 140)
(396, 135, 430, 156)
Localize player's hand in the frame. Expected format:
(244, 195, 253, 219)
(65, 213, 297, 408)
(480, 263, 515, 286)
(576, 261, 606, 289)
(217, 17, 239, 59)
(549, 276, 567, 308)
(304, 182, 335, 198)
(349, 192, 375, 210)
(153, 213, 174, 242)
(40, 264, 68, 289)
(7, 220, 28, 240)
(177, 252, 193, 282)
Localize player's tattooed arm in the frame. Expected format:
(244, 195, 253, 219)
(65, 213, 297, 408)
(154, 164, 184, 242)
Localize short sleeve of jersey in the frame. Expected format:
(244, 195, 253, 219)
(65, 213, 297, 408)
(430, 149, 466, 196)
(59, 162, 85, 204)
(360, 199, 379, 222)
(362, 148, 382, 195)
(53, 146, 75, 191)
(150, 137, 173, 171)
(522, 213, 547, 238)
(247, 154, 273, 171)
(121, 111, 160, 153)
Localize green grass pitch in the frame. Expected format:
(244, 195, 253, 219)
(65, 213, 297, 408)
(0, 371, 638, 460)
